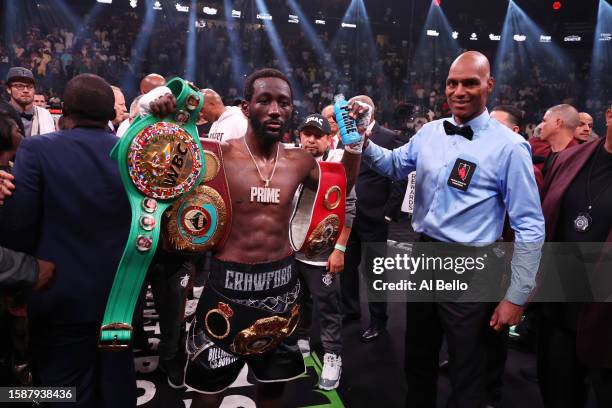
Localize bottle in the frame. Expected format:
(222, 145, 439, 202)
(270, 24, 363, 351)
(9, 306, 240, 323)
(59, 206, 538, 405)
(333, 94, 362, 145)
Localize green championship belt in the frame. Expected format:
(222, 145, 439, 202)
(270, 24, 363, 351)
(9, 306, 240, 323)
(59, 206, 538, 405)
(99, 78, 205, 349)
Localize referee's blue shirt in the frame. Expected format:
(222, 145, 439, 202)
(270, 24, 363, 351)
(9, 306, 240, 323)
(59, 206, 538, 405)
(362, 109, 545, 305)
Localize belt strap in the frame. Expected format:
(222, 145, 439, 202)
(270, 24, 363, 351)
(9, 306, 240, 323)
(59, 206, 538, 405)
(100, 78, 205, 349)
(289, 161, 346, 258)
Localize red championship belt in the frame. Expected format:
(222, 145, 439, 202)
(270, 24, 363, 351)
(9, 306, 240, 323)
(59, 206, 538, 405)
(290, 161, 346, 258)
(164, 139, 233, 252)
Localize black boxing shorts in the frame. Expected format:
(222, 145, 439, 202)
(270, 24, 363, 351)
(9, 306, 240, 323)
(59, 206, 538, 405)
(184, 255, 305, 394)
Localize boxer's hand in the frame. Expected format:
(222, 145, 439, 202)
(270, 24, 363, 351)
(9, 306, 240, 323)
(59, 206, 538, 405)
(34, 259, 55, 290)
(0, 170, 15, 205)
(149, 93, 177, 118)
(326, 249, 345, 274)
(347, 100, 372, 135)
(490, 299, 524, 331)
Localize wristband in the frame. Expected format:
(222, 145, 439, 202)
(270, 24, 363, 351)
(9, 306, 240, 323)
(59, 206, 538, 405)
(344, 139, 364, 154)
(334, 244, 346, 253)
(99, 78, 205, 350)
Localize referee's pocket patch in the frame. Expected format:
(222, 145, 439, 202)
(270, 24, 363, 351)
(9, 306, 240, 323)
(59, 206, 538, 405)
(447, 158, 477, 191)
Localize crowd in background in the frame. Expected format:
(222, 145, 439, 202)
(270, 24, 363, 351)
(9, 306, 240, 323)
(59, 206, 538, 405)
(1, 7, 610, 137)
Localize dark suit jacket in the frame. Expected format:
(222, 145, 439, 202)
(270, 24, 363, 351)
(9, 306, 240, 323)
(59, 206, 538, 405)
(541, 138, 612, 368)
(0, 127, 130, 325)
(354, 122, 406, 231)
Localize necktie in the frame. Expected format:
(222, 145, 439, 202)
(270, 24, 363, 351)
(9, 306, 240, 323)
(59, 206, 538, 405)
(20, 112, 33, 121)
(443, 120, 473, 140)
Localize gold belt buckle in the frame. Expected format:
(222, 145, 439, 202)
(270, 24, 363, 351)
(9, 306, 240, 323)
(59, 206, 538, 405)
(98, 323, 133, 350)
(231, 305, 300, 356)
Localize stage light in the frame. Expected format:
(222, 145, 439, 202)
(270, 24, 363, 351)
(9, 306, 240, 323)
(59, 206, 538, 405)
(257, 13, 272, 20)
(288, 14, 298, 24)
(540, 35, 552, 42)
(469, 33, 478, 41)
(513, 34, 526, 41)
(130, 0, 137, 8)
(451, 31, 459, 39)
(203, 7, 217, 15)
(176, 3, 189, 12)
(223, 0, 245, 90)
(489, 33, 501, 41)
(315, 19, 325, 25)
(563, 35, 581, 42)
(434, 0, 441, 6)
(341, 22, 357, 28)
(552, 2, 562, 10)
(96, 0, 112, 3)
(601, 33, 612, 41)
(426, 29, 440, 37)
(153, 1, 162, 10)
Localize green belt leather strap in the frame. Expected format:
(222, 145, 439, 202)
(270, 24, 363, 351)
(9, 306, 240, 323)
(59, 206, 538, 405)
(99, 78, 205, 349)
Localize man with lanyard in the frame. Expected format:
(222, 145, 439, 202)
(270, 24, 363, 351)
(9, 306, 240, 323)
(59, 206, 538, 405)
(359, 51, 545, 407)
(5, 67, 55, 138)
(537, 105, 612, 407)
(145, 68, 364, 407)
(294, 113, 356, 390)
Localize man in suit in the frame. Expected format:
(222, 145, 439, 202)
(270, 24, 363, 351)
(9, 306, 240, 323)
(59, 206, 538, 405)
(0, 73, 136, 407)
(341, 95, 406, 342)
(538, 104, 612, 407)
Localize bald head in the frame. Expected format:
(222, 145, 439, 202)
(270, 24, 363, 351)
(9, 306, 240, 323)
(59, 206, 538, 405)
(348, 95, 376, 118)
(575, 112, 594, 142)
(140, 73, 166, 95)
(449, 51, 491, 80)
(446, 51, 494, 124)
(540, 104, 580, 143)
(200, 88, 225, 122)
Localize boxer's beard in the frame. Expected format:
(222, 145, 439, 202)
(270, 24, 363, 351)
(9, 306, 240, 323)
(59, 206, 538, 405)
(250, 116, 287, 143)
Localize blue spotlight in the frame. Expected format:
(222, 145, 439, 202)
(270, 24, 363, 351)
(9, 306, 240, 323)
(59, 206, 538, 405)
(332, 0, 387, 97)
(3, 0, 17, 46)
(491, 0, 573, 107)
(224, 0, 246, 90)
(253, 0, 303, 99)
(185, 0, 197, 82)
(287, 0, 338, 73)
(588, 0, 612, 109)
(120, 0, 158, 96)
(410, 1, 461, 90)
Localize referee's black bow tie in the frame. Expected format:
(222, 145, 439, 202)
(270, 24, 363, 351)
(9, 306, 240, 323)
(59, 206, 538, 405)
(443, 120, 473, 140)
(20, 112, 33, 121)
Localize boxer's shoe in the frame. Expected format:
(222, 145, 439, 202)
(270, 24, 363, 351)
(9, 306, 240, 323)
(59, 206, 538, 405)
(319, 353, 342, 391)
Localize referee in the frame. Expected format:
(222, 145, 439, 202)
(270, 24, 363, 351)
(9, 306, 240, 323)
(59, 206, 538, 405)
(360, 51, 545, 407)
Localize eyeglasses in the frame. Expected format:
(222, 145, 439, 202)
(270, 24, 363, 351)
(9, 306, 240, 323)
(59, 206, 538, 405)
(10, 83, 35, 91)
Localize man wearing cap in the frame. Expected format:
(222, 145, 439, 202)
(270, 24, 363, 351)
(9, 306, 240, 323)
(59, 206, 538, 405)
(0, 73, 136, 407)
(294, 114, 356, 390)
(5, 67, 55, 138)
